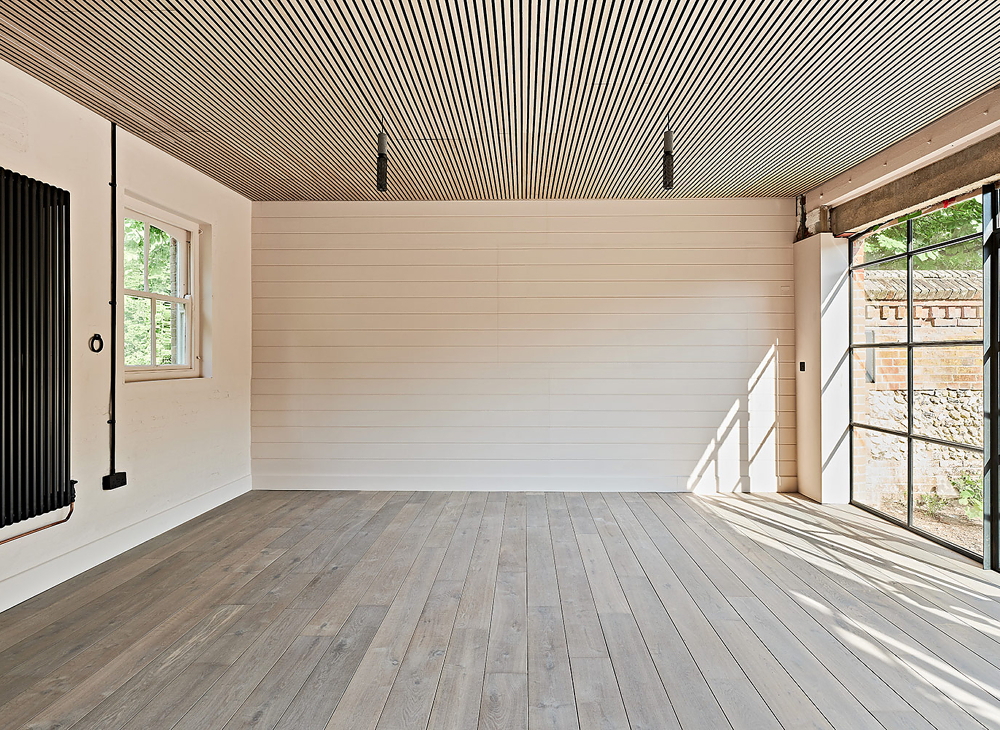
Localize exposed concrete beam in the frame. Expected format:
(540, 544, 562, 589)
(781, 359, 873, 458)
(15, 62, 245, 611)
(831, 131, 1000, 235)
(805, 85, 1000, 211)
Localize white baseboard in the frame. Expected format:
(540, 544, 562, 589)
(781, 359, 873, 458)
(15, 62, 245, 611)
(0, 474, 252, 613)
(253, 474, 798, 493)
(252, 474, 685, 491)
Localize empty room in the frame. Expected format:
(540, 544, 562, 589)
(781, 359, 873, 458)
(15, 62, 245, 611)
(3, 2, 1000, 729)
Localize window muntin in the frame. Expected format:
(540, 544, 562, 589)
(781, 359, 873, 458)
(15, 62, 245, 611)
(123, 207, 199, 378)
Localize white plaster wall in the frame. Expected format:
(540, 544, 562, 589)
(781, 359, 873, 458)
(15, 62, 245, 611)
(252, 199, 797, 492)
(0, 60, 253, 612)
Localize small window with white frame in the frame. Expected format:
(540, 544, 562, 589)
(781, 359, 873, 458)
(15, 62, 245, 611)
(122, 203, 200, 380)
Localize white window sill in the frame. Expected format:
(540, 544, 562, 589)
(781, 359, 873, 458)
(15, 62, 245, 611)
(125, 368, 203, 383)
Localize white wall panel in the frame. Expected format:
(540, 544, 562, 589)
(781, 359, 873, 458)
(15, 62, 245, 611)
(252, 199, 796, 492)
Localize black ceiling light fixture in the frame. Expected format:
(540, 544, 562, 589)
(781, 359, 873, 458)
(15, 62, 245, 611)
(377, 117, 388, 192)
(663, 116, 674, 190)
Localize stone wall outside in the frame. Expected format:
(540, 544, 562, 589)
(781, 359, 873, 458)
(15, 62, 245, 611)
(851, 270, 983, 503)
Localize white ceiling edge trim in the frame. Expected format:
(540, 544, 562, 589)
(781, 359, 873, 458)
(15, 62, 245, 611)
(805, 84, 1000, 211)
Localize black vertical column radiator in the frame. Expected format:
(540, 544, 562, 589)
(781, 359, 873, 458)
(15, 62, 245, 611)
(1, 167, 75, 532)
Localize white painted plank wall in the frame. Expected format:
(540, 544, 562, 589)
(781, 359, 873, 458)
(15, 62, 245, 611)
(251, 200, 796, 492)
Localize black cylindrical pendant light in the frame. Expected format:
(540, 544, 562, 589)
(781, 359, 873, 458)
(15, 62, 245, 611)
(662, 125, 674, 190)
(377, 120, 388, 192)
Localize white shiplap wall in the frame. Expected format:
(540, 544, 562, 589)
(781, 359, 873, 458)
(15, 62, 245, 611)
(251, 200, 796, 492)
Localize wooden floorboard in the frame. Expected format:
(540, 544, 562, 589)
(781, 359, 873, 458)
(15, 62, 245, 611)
(2, 490, 999, 730)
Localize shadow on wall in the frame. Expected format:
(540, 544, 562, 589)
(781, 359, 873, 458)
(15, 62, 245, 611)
(687, 342, 785, 493)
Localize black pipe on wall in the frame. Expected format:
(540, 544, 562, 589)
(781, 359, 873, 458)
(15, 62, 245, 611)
(103, 124, 127, 491)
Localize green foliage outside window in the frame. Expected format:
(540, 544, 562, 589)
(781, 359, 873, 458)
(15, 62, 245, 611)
(155, 301, 183, 365)
(147, 224, 177, 296)
(918, 491, 947, 517)
(124, 295, 150, 366)
(124, 218, 144, 290)
(953, 473, 984, 521)
(123, 217, 187, 368)
(859, 197, 983, 269)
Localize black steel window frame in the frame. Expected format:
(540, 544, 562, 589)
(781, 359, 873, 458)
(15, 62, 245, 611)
(984, 184, 999, 570)
(848, 193, 988, 564)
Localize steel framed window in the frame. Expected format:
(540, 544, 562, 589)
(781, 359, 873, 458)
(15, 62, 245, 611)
(984, 184, 999, 570)
(848, 193, 987, 562)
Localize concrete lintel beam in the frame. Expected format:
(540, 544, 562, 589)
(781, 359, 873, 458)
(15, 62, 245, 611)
(806, 86, 1000, 211)
(831, 131, 1000, 235)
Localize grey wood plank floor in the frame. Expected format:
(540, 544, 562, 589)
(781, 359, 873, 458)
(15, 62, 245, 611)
(1, 490, 999, 730)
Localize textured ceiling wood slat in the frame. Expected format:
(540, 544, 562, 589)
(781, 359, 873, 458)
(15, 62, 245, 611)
(384, 0, 476, 198)
(724, 0, 914, 196)
(324, 0, 463, 199)
(243, 1, 368, 199)
(133, 1, 332, 198)
(404, 3, 476, 196)
(0, 7, 296, 199)
(699, 0, 933, 197)
(8, 5, 305, 198)
(669, 0, 858, 198)
(1, 0, 998, 201)
(627, 0, 733, 198)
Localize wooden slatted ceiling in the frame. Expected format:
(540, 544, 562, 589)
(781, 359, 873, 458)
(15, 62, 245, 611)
(1, 1, 998, 201)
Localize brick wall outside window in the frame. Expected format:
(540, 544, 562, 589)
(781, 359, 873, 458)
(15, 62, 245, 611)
(851, 266, 983, 550)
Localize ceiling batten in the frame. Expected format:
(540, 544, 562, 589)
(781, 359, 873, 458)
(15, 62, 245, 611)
(1, 0, 999, 202)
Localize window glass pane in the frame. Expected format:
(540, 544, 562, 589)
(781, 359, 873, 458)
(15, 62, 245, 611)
(912, 345, 983, 447)
(912, 238, 983, 343)
(911, 197, 983, 249)
(147, 225, 179, 297)
(852, 427, 908, 521)
(852, 262, 907, 345)
(912, 440, 983, 556)
(851, 347, 907, 432)
(851, 220, 907, 266)
(124, 295, 152, 366)
(124, 218, 145, 291)
(155, 301, 188, 366)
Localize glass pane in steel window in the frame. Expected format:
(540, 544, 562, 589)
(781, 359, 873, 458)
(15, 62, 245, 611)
(852, 263, 907, 345)
(911, 197, 983, 250)
(912, 439, 983, 556)
(912, 238, 983, 343)
(912, 345, 983, 447)
(851, 220, 907, 267)
(851, 347, 907, 432)
(852, 427, 907, 522)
